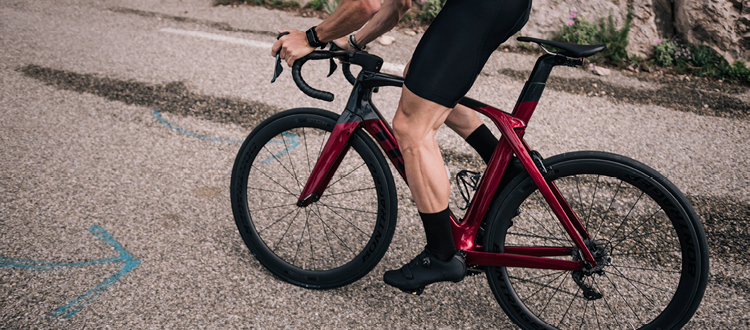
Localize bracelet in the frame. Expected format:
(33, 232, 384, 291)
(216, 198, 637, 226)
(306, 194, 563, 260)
(348, 34, 365, 51)
(305, 26, 327, 48)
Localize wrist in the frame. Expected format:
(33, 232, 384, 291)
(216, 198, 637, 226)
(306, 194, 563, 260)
(305, 26, 327, 48)
(348, 34, 366, 51)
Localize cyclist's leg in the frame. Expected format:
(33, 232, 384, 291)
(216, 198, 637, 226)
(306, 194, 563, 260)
(444, 105, 482, 139)
(392, 86, 452, 214)
(403, 61, 498, 164)
(384, 0, 531, 293)
(384, 86, 466, 293)
(445, 105, 498, 164)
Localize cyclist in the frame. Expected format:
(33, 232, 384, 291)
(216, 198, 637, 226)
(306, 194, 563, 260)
(272, 0, 532, 293)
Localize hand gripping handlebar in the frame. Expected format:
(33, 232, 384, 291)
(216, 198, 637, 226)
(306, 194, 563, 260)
(271, 33, 383, 102)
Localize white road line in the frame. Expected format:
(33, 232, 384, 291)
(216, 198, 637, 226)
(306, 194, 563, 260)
(159, 27, 406, 74)
(160, 27, 274, 48)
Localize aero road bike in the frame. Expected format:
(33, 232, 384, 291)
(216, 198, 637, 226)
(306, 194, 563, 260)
(230, 37, 709, 329)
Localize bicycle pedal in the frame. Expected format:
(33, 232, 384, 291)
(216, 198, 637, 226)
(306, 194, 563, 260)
(400, 287, 425, 295)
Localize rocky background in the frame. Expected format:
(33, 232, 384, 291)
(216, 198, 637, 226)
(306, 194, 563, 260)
(521, 0, 750, 64)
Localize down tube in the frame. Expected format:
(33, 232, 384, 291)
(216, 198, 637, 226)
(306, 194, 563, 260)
(362, 119, 407, 182)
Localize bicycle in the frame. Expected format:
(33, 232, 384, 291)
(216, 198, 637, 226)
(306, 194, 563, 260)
(230, 36, 709, 329)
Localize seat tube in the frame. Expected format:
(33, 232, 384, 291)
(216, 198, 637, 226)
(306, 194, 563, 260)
(511, 54, 564, 123)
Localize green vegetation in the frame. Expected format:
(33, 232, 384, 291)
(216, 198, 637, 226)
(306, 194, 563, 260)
(417, 0, 446, 24)
(322, 0, 340, 14)
(555, 9, 632, 65)
(653, 38, 750, 82)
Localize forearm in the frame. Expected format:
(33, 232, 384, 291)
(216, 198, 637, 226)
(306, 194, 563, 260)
(355, 0, 412, 46)
(315, 0, 381, 42)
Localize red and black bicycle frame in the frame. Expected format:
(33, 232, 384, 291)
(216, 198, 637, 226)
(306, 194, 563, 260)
(297, 54, 597, 271)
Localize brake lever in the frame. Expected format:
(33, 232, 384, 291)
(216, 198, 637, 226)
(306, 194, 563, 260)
(271, 32, 290, 83)
(327, 41, 342, 77)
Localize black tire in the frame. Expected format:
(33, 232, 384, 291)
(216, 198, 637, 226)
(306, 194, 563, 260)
(484, 151, 708, 330)
(231, 108, 397, 289)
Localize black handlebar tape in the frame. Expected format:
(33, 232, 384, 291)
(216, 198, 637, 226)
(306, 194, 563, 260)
(291, 51, 335, 102)
(327, 42, 357, 86)
(341, 62, 356, 85)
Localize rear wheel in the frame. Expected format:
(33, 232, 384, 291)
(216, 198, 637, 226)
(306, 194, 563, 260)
(484, 151, 708, 329)
(231, 108, 397, 289)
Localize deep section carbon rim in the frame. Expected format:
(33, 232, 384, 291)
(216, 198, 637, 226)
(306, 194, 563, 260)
(485, 153, 706, 329)
(231, 109, 396, 289)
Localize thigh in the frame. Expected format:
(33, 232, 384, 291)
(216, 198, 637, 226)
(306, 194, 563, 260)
(404, 0, 531, 108)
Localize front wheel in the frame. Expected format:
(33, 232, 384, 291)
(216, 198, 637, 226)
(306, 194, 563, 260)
(484, 151, 709, 330)
(231, 108, 398, 289)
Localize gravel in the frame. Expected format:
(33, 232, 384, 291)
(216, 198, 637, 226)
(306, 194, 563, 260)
(1, 0, 748, 328)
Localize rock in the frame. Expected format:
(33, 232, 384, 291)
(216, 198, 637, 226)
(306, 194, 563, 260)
(673, 0, 749, 63)
(592, 66, 611, 76)
(403, 30, 416, 37)
(507, 0, 748, 63)
(378, 35, 395, 46)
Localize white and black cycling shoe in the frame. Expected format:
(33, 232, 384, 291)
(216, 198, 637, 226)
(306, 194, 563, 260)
(383, 249, 466, 295)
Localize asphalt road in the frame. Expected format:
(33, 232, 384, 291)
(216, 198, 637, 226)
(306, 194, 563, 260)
(1, 0, 749, 328)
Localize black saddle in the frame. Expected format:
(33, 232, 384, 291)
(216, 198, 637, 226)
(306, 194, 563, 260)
(517, 37, 606, 58)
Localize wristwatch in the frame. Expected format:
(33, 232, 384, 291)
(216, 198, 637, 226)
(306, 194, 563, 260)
(305, 26, 327, 48)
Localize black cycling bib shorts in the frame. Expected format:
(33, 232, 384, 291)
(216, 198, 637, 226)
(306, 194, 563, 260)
(404, 0, 532, 108)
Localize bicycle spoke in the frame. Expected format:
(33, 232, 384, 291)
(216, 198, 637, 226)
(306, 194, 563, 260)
(556, 287, 579, 329)
(609, 249, 681, 257)
(282, 132, 304, 193)
(607, 265, 676, 293)
(603, 271, 644, 326)
(292, 208, 312, 266)
(315, 203, 338, 265)
(248, 186, 298, 198)
(325, 162, 368, 191)
(274, 207, 302, 251)
(519, 270, 568, 301)
(250, 202, 298, 213)
(318, 203, 377, 215)
(323, 187, 376, 196)
(508, 274, 580, 299)
(584, 175, 601, 230)
(608, 191, 645, 242)
(317, 202, 371, 237)
(309, 205, 357, 258)
(303, 127, 312, 173)
(262, 144, 303, 195)
(253, 162, 299, 198)
(538, 272, 571, 316)
(611, 226, 674, 253)
(595, 277, 619, 328)
(257, 206, 299, 235)
(521, 194, 568, 244)
(591, 180, 624, 240)
(610, 263, 680, 274)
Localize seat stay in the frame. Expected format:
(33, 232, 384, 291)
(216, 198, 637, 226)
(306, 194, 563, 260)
(494, 114, 597, 267)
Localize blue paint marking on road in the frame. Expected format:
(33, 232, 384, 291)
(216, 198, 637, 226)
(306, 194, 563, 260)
(0, 226, 141, 319)
(261, 131, 299, 164)
(153, 109, 245, 143)
(151, 109, 300, 163)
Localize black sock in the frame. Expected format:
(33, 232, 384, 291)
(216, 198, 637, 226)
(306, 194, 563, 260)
(419, 207, 457, 262)
(465, 124, 499, 164)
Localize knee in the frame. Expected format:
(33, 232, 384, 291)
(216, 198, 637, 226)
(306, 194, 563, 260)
(391, 111, 410, 145)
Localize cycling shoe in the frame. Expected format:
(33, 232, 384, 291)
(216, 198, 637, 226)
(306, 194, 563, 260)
(383, 249, 466, 295)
